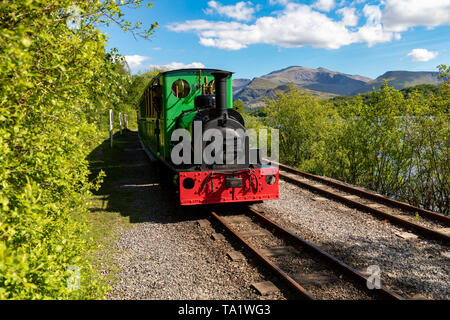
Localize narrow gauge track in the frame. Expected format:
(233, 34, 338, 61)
(209, 208, 404, 300)
(272, 161, 450, 244)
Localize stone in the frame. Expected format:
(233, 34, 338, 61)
(196, 219, 211, 228)
(395, 232, 418, 240)
(251, 281, 279, 296)
(226, 251, 246, 262)
(210, 233, 225, 241)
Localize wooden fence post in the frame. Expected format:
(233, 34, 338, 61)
(109, 108, 113, 148)
(119, 111, 122, 135)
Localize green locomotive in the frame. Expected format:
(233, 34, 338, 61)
(137, 68, 279, 205)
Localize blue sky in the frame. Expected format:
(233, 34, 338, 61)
(100, 0, 450, 80)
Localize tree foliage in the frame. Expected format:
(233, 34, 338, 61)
(0, 0, 156, 299)
(250, 72, 449, 214)
(262, 86, 339, 172)
(233, 100, 245, 113)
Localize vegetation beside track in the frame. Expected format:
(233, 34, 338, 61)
(0, 0, 156, 299)
(245, 66, 449, 215)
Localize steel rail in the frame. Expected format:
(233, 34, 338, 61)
(278, 170, 450, 243)
(274, 161, 450, 226)
(246, 208, 404, 301)
(209, 210, 316, 300)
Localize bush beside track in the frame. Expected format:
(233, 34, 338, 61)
(245, 71, 449, 215)
(0, 0, 156, 299)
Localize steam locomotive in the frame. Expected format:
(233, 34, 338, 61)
(137, 68, 279, 205)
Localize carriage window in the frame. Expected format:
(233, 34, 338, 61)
(145, 88, 151, 118)
(151, 85, 162, 118)
(172, 79, 190, 98)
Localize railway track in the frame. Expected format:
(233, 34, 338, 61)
(209, 207, 404, 300)
(272, 161, 450, 244)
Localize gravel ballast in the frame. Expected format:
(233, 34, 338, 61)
(106, 214, 286, 300)
(254, 180, 450, 300)
(101, 131, 287, 300)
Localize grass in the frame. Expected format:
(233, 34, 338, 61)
(84, 129, 143, 296)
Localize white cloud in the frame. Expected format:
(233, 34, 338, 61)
(147, 62, 206, 71)
(124, 55, 150, 69)
(204, 1, 256, 21)
(407, 48, 439, 62)
(200, 37, 247, 50)
(356, 24, 394, 47)
(169, 4, 360, 50)
(169, 1, 450, 51)
(356, 4, 395, 46)
(312, 0, 335, 12)
(269, 0, 289, 5)
(363, 4, 382, 25)
(337, 7, 358, 26)
(382, 0, 450, 32)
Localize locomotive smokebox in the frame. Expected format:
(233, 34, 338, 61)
(212, 71, 230, 114)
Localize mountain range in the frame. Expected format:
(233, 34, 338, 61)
(233, 66, 443, 108)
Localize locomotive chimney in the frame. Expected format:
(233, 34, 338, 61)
(212, 71, 230, 114)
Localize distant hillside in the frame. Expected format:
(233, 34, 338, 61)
(233, 67, 444, 108)
(232, 78, 251, 90)
(261, 66, 372, 96)
(233, 66, 371, 107)
(234, 76, 336, 108)
(352, 71, 443, 95)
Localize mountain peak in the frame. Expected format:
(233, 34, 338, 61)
(353, 70, 442, 95)
(376, 70, 439, 79)
(266, 66, 302, 75)
(233, 66, 442, 108)
(260, 65, 372, 96)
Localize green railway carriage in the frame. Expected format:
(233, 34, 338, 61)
(138, 69, 233, 160)
(137, 68, 279, 206)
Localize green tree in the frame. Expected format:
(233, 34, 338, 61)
(0, 0, 157, 299)
(263, 86, 339, 172)
(233, 100, 245, 113)
(324, 81, 448, 213)
(438, 64, 449, 81)
(261, 78, 448, 214)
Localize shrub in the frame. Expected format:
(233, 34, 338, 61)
(0, 0, 156, 299)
